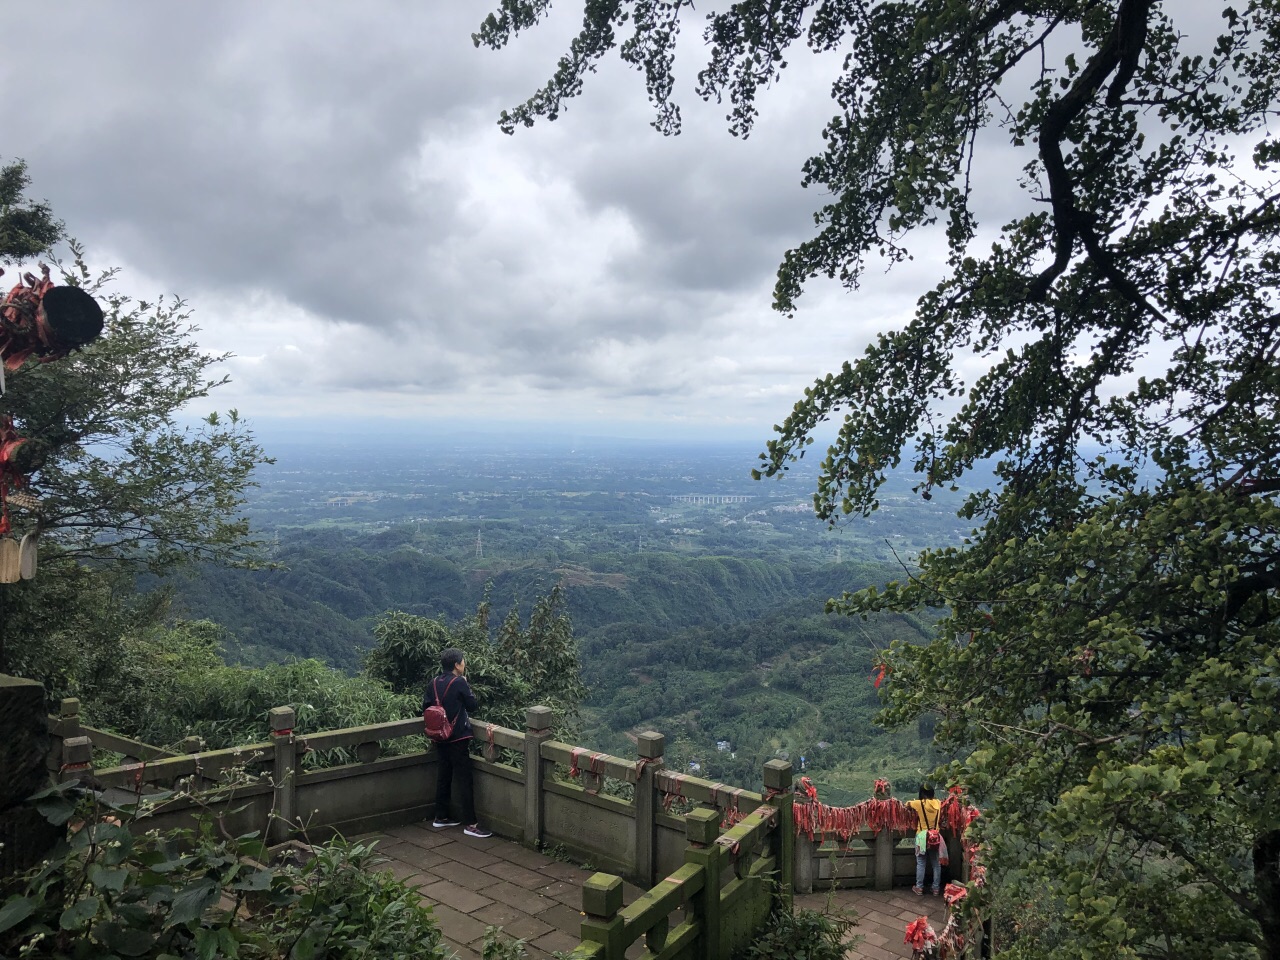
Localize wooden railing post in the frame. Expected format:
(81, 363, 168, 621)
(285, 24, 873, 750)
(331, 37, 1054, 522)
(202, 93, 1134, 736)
(269, 706, 296, 843)
(581, 872, 626, 960)
(635, 730, 665, 887)
(524, 705, 554, 846)
(762, 759, 794, 910)
(685, 808, 722, 960)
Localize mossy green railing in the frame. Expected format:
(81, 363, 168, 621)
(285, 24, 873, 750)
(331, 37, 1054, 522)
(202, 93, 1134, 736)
(569, 761, 794, 960)
(37, 696, 795, 960)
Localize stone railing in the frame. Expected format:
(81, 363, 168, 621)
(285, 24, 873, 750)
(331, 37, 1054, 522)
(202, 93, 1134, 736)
(570, 795, 790, 960)
(43, 697, 969, 894)
(43, 699, 793, 895)
(33, 695, 796, 960)
(792, 804, 969, 894)
(0, 680, 989, 960)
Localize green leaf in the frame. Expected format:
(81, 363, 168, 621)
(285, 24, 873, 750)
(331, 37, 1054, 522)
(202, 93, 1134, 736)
(59, 896, 100, 931)
(89, 863, 129, 893)
(194, 925, 220, 960)
(97, 921, 158, 957)
(35, 793, 79, 826)
(0, 896, 36, 935)
(164, 879, 219, 929)
(230, 868, 275, 892)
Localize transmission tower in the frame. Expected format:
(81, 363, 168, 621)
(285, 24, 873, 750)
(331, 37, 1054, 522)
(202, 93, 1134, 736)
(475, 528, 483, 559)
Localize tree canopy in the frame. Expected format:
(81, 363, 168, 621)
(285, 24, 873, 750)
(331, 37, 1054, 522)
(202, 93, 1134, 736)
(0, 160, 61, 264)
(0, 169, 271, 686)
(478, 1, 1280, 956)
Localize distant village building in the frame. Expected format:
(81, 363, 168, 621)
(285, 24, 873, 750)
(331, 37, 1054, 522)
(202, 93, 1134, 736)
(716, 740, 731, 753)
(669, 494, 752, 504)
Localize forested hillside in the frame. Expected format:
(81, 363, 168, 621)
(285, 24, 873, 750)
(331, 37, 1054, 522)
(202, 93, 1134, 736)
(157, 514, 941, 796)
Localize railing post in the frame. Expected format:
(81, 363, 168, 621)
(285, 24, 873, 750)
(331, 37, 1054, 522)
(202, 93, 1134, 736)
(793, 828, 816, 894)
(874, 821, 894, 891)
(46, 697, 81, 775)
(2, 674, 60, 878)
(581, 872, 627, 960)
(60, 735, 93, 784)
(948, 830, 964, 885)
(269, 706, 297, 843)
(762, 759, 794, 910)
(524, 705, 554, 846)
(635, 730, 664, 887)
(685, 808, 722, 960)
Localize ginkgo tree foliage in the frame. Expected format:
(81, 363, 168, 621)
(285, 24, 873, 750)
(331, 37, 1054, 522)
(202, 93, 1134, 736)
(476, 1, 1280, 956)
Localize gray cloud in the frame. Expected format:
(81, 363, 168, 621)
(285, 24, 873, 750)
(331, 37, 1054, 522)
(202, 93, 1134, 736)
(4, 1, 1219, 431)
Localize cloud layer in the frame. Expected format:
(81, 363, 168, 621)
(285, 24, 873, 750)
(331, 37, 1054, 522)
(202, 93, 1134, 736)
(8, 2, 969, 435)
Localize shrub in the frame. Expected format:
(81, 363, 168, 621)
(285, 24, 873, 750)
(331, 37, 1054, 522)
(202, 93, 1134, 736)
(0, 783, 446, 960)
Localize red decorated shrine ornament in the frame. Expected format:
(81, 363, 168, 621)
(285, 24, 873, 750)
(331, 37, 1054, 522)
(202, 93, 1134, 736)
(0, 416, 27, 536)
(0, 265, 104, 370)
(0, 265, 104, 548)
(904, 916, 938, 954)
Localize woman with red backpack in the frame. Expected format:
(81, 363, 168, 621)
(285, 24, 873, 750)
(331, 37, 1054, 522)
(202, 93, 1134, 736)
(423, 648, 492, 839)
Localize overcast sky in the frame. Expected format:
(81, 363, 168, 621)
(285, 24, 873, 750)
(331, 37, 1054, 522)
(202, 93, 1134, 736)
(3, 2, 1210, 443)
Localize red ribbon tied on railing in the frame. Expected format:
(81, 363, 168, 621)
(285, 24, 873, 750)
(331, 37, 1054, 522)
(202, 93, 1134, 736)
(904, 917, 937, 953)
(793, 796, 920, 841)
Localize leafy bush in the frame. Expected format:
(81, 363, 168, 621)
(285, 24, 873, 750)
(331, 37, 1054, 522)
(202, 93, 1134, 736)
(0, 784, 446, 960)
(735, 903, 857, 960)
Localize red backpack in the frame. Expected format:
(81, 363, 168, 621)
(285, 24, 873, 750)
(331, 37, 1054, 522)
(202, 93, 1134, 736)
(423, 676, 458, 743)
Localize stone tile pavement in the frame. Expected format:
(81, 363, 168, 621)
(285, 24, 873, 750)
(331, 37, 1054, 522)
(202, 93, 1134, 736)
(795, 887, 949, 960)
(362, 822, 645, 960)
(362, 822, 951, 960)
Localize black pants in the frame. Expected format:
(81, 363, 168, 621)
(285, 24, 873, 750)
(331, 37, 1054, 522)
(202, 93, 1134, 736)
(435, 739, 475, 824)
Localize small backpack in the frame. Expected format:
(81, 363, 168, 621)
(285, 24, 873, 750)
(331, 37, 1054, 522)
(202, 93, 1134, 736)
(916, 805, 943, 853)
(423, 676, 458, 743)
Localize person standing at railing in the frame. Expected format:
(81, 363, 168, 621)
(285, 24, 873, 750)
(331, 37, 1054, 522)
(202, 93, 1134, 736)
(424, 648, 493, 839)
(905, 783, 942, 896)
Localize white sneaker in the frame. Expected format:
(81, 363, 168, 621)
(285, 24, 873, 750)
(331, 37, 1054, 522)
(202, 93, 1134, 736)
(433, 818, 461, 829)
(463, 824, 492, 838)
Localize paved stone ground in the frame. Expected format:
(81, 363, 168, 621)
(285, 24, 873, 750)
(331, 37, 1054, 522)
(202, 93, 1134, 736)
(363, 823, 949, 960)
(795, 887, 949, 960)
(364, 823, 645, 960)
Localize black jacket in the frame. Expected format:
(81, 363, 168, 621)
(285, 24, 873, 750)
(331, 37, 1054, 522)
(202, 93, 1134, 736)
(423, 672, 478, 742)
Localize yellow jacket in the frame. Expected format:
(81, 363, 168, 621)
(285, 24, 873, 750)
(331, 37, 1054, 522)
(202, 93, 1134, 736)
(906, 798, 941, 831)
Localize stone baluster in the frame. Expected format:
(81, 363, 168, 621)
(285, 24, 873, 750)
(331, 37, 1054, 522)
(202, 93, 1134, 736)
(762, 759, 794, 909)
(46, 697, 81, 775)
(1, 675, 59, 877)
(684, 807, 722, 960)
(580, 873, 626, 960)
(634, 730, 664, 887)
(874, 828, 895, 891)
(269, 706, 297, 843)
(524, 705, 554, 846)
(60, 736, 93, 784)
